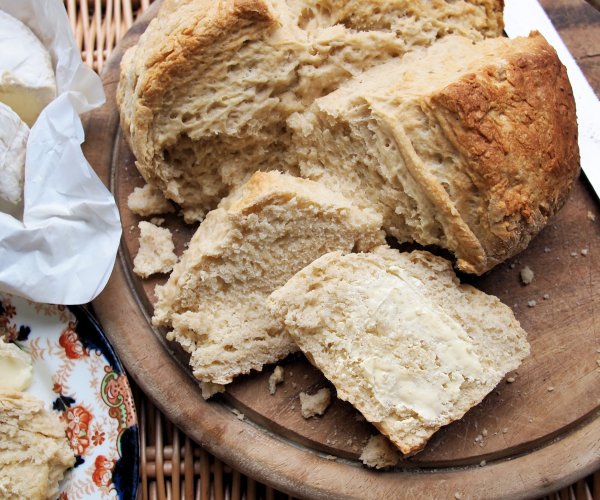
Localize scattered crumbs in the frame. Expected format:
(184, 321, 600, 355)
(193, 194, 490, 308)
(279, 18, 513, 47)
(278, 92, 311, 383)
(509, 263, 516, 269)
(527, 300, 537, 308)
(454, 493, 462, 500)
(291, 382, 298, 390)
(543, 294, 550, 300)
(520, 266, 534, 285)
(149, 217, 165, 226)
(528, 417, 533, 423)
(544, 247, 551, 253)
(289, 371, 294, 377)
(232, 409, 245, 421)
(506, 377, 516, 384)
(324, 455, 337, 461)
(581, 248, 589, 256)
(587, 211, 596, 222)
(479, 460, 487, 467)
(482, 429, 488, 437)
(299, 388, 331, 418)
(346, 438, 354, 446)
(547, 386, 555, 392)
(474, 434, 483, 443)
(513, 303, 519, 309)
(571, 252, 578, 257)
(502, 428, 509, 434)
(556, 256, 560, 261)
(268, 366, 285, 395)
(596, 348, 600, 354)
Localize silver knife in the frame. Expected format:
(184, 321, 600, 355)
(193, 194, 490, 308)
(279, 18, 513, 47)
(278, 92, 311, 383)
(504, 0, 600, 199)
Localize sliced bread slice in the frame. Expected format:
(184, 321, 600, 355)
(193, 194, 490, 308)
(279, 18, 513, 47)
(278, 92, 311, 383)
(153, 171, 384, 385)
(268, 247, 530, 455)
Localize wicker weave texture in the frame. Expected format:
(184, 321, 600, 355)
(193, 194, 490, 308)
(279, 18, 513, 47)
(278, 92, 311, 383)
(64, 0, 600, 498)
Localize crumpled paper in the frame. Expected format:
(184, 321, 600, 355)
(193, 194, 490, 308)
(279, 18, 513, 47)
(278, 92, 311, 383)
(0, 0, 122, 304)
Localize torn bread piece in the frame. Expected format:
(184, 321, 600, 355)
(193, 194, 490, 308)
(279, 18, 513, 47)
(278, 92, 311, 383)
(0, 391, 74, 500)
(153, 171, 384, 385)
(128, 184, 175, 216)
(133, 221, 177, 278)
(360, 435, 400, 469)
(268, 248, 530, 455)
(268, 366, 284, 395)
(299, 388, 331, 418)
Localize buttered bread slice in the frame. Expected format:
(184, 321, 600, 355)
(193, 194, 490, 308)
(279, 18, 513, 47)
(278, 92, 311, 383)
(268, 248, 530, 455)
(153, 171, 384, 385)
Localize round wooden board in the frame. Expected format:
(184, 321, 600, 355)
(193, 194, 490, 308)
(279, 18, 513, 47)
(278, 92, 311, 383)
(88, 1, 600, 498)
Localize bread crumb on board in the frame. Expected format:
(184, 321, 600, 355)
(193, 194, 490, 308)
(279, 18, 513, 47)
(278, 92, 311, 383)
(150, 217, 165, 226)
(581, 248, 589, 256)
(587, 211, 596, 222)
(127, 184, 175, 216)
(299, 388, 331, 418)
(133, 221, 177, 278)
(268, 366, 285, 395)
(527, 300, 537, 308)
(520, 266, 534, 285)
(232, 409, 245, 421)
(359, 435, 400, 469)
(200, 382, 225, 400)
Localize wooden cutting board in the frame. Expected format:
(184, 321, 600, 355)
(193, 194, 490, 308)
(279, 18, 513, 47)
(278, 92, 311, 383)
(87, 1, 600, 498)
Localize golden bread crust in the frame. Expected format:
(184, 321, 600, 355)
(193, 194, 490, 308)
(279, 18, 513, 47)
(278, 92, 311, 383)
(431, 32, 579, 272)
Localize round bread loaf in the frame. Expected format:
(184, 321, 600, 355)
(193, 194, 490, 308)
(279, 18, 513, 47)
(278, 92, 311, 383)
(118, 0, 579, 274)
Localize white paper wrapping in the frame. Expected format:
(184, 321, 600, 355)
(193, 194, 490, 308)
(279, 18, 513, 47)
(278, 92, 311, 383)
(504, 0, 600, 200)
(0, 0, 122, 304)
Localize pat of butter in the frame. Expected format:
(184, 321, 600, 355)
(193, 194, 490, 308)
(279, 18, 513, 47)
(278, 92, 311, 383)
(361, 267, 484, 421)
(0, 339, 33, 391)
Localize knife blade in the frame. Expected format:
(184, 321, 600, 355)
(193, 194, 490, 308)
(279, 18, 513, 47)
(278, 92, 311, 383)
(504, 0, 600, 200)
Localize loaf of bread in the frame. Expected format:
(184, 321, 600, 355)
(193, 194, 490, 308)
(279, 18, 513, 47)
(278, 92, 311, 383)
(290, 32, 579, 274)
(0, 391, 75, 500)
(153, 171, 384, 384)
(118, 0, 503, 222)
(268, 248, 530, 455)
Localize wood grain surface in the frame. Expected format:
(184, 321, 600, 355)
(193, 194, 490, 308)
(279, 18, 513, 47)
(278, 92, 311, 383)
(88, 1, 600, 497)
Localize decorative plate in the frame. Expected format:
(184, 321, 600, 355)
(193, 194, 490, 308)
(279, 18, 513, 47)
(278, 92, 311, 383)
(0, 293, 139, 500)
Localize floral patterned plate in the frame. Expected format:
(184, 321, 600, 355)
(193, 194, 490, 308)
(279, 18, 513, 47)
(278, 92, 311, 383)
(0, 293, 139, 500)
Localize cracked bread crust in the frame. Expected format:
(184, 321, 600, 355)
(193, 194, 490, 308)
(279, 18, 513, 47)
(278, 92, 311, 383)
(429, 33, 579, 272)
(117, 0, 504, 222)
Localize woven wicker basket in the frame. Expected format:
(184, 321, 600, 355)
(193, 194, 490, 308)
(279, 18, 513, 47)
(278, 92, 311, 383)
(66, 1, 600, 498)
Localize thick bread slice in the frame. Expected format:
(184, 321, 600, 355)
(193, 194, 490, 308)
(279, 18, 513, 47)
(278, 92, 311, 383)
(268, 248, 530, 455)
(290, 32, 579, 274)
(0, 391, 75, 500)
(118, 0, 503, 221)
(152, 171, 384, 384)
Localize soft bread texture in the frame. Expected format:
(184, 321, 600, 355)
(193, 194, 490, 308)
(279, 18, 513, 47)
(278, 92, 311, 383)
(268, 248, 530, 454)
(152, 171, 384, 384)
(0, 391, 74, 500)
(290, 33, 579, 274)
(118, 0, 503, 222)
(133, 221, 178, 278)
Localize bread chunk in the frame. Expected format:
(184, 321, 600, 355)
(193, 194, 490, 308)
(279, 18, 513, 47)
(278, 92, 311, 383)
(290, 33, 579, 274)
(268, 248, 530, 455)
(118, 0, 503, 222)
(360, 435, 400, 469)
(127, 184, 175, 216)
(0, 391, 74, 500)
(299, 388, 331, 418)
(133, 221, 177, 278)
(153, 171, 384, 384)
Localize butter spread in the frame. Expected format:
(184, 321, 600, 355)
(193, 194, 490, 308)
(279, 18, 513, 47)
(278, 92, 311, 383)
(361, 267, 484, 421)
(0, 339, 33, 391)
